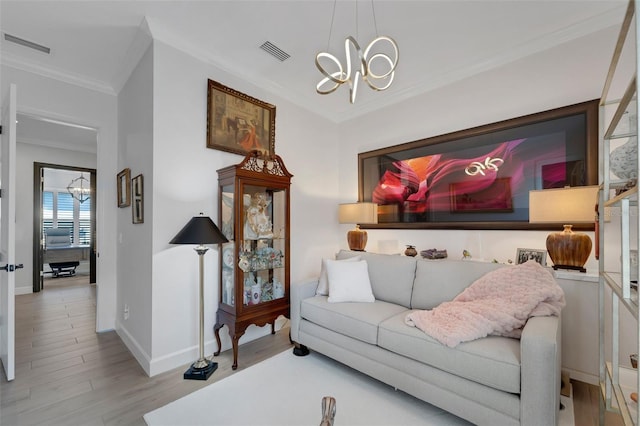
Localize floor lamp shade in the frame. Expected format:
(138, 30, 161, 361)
(170, 214, 228, 380)
(339, 202, 378, 251)
(529, 186, 599, 272)
(170, 215, 228, 245)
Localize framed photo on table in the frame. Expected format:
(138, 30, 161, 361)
(206, 79, 275, 157)
(117, 168, 131, 207)
(516, 248, 547, 266)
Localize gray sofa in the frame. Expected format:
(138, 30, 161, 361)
(290, 250, 562, 426)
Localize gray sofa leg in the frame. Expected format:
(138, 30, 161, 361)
(293, 343, 310, 356)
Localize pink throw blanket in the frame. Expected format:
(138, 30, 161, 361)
(405, 260, 565, 347)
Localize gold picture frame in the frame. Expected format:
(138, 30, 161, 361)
(132, 174, 144, 224)
(117, 168, 131, 208)
(206, 79, 275, 157)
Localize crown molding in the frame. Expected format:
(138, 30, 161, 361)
(0, 3, 626, 125)
(1, 51, 115, 96)
(143, 17, 323, 120)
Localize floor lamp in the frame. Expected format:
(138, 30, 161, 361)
(170, 214, 228, 380)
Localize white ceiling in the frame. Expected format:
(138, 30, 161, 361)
(0, 0, 629, 127)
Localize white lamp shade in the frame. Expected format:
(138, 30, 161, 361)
(529, 186, 599, 223)
(338, 202, 378, 224)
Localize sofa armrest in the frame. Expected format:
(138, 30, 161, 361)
(520, 315, 561, 426)
(290, 279, 319, 342)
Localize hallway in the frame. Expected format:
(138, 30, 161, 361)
(0, 276, 137, 425)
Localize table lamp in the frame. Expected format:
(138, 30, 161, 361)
(529, 186, 599, 272)
(338, 202, 378, 251)
(170, 213, 228, 380)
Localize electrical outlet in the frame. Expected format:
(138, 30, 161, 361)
(124, 304, 130, 320)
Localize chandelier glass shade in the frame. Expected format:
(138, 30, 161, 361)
(315, 1, 398, 103)
(67, 173, 91, 204)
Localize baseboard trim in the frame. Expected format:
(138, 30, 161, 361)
(149, 318, 290, 377)
(15, 286, 32, 295)
(562, 368, 598, 386)
(116, 322, 152, 376)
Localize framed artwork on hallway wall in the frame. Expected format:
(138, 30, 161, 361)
(358, 100, 599, 230)
(132, 174, 144, 224)
(117, 168, 131, 207)
(206, 79, 276, 157)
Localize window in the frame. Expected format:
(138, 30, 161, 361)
(57, 192, 75, 241)
(43, 189, 92, 245)
(79, 198, 91, 245)
(43, 191, 54, 234)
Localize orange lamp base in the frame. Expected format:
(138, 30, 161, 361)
(546, 225, 592, 273)
(346, 225, 368, 251)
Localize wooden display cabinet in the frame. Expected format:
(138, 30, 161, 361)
(214, 151, 292, 370)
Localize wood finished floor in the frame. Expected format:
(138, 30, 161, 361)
(0, 275, 625, 425)
(0, 275, 293, 425)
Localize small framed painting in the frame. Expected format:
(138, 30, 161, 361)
(117, 168, 131, 208)
(206, 79, 275, 157)
(516, 248, 547, 266)
(132, 174, 144, 224)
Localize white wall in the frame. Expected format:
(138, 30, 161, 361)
(118, 21, 624, 375)
(14, 143, 96, 294)
(141, 40, 340, 375)
(1, 65, 118, 332)
(334, 25, 618, 274)
(115, 44, 154, 368)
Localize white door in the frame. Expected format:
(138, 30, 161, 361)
(0, 84, 18, 381)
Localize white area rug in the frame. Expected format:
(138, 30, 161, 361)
(144, 350, 574, 426)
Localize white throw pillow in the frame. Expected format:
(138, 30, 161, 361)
(326, 259, 375, 303)
(316, 255, 361, 296)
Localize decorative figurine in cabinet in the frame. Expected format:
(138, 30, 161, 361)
(214, 151, 292, 370)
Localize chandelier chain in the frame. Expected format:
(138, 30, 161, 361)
(327, 0, 337, 52)
(355, 1, 359, 41)
(371, 0, 379, 37)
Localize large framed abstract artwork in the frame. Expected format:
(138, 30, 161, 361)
(358, 100, 598, 230)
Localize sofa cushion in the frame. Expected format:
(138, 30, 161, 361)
(336, 250, 416, 308)
(378, 310, 521, 393)
(300, 296, 408, 345)
(316, 256, 361, 296)
(411, 260, 507, 309)
(326, 260, 375, 303)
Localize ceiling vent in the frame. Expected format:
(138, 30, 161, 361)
(3, 33, 50, 54)
(260, 41, 290, 62)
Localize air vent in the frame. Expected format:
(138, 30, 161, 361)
(4, 33, 50, 54)
(260, 41, 290, 62)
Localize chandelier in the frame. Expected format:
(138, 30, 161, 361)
(315, 0, 399, 104)
(67, 173, 91, 204)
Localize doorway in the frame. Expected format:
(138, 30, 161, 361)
(32, 163, 97, 292)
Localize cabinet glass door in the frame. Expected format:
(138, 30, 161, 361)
(221, 185, 235, 307)
(239, 184, 287, 306)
